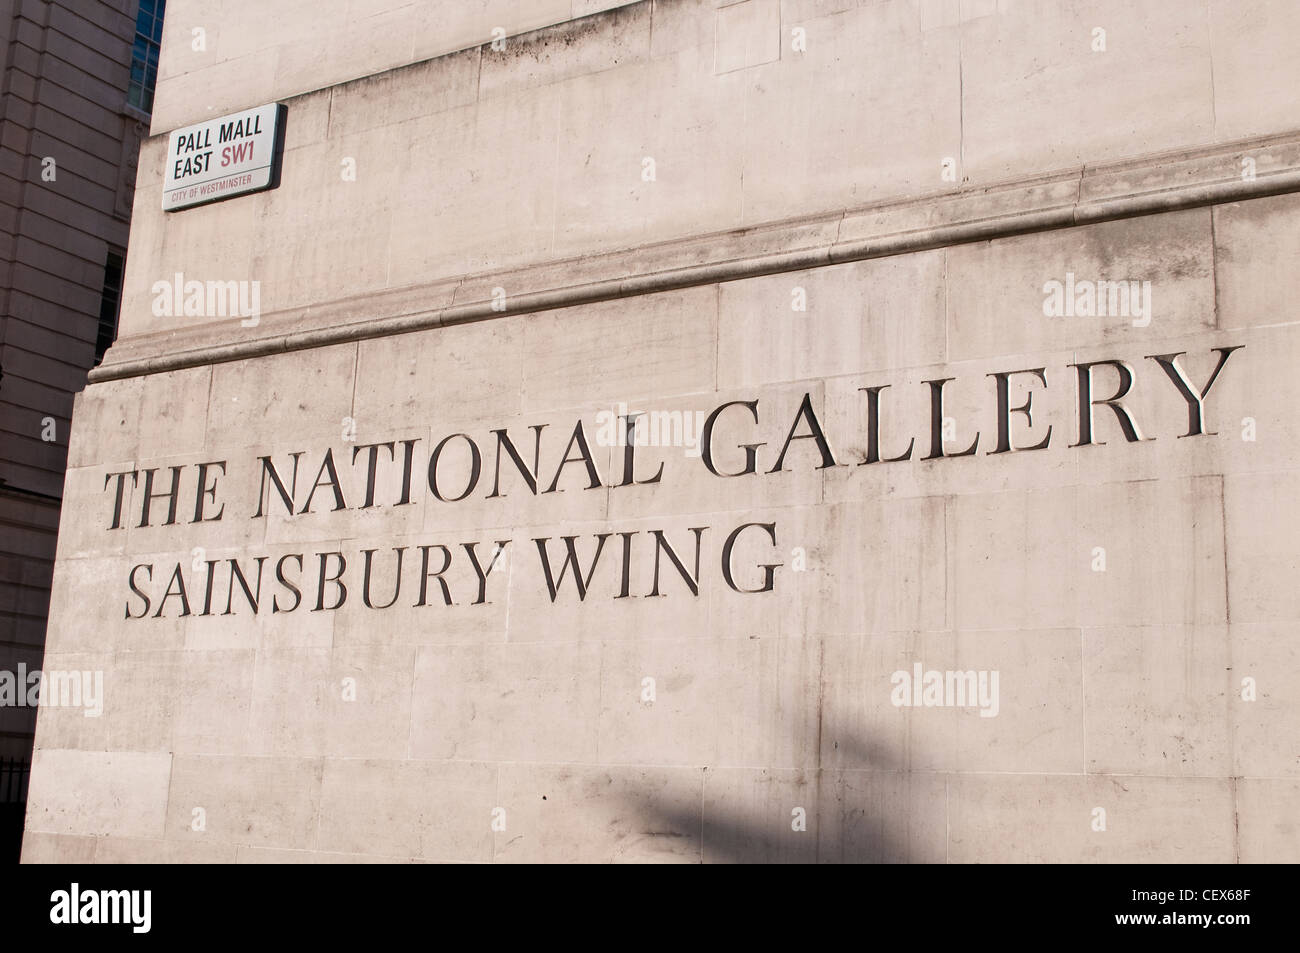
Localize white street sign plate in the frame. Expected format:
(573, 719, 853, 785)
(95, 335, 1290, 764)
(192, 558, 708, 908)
(162, 102, 285, 211)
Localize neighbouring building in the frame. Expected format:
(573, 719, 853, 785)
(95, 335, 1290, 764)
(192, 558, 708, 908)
(20, 0, 1300, 862)
(1, 0, 160, 861)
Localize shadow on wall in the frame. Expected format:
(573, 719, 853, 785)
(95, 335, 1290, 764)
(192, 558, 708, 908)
(623, 727, 936, 864)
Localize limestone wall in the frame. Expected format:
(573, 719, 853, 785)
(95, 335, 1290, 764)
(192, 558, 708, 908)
(120, 0, 1300, 345)
(21, 0, 1300, 862)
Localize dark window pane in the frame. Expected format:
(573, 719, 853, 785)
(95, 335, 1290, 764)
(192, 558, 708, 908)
(95, 252, 125, 366)
(127, 0, 165, 115)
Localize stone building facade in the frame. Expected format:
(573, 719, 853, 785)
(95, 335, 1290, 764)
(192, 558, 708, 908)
(21, 0, 1300, 862)
(1, 0, 152, 859)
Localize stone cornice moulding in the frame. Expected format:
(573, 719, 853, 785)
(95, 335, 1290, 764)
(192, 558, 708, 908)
(90, 129, 1300, 385)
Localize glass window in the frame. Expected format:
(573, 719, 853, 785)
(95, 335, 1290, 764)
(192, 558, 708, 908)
(95, 251, 124, 366)
(125, 0, 166, 114)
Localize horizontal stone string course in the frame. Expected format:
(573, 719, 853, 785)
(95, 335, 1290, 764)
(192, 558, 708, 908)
(89, 135, 1300, 385)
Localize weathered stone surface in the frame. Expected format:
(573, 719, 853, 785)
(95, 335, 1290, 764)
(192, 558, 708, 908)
(121, 0, 1300, 346)
(24, 1, 1300, 863)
